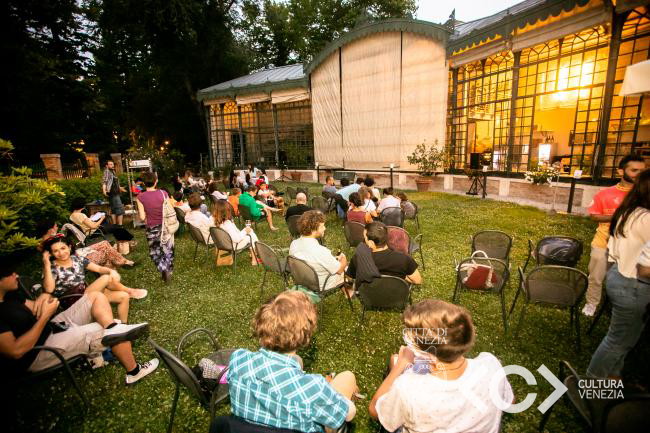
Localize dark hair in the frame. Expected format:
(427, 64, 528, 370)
(298, 210, 326, 236)
(363, 177, 375, 187)
(246, 185, 257, 193)
(383, 187, 394, 196)
(70, 197, 86, 212)
(232, 187, 241, 195)
(618, 154, 645, 170)
(355, 177, 364, 185)
(610, 168, 650, 238)
(142, 171, 157, 187)
(365, 221, 387, 247)
(36, 218, 57, 238)
(349, 192, 363, 208)
(340, 178, 350, 187)
(212, 199, 232, 226)
(173, 191, 184, 202)
(42, 234, 75, 255)
(135, 177, 142, 183)
(188, 193, 202, 210)
(397, 192, 408, 202)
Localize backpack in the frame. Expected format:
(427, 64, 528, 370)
(459, 250, 498, 290)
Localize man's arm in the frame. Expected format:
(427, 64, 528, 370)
(0, 298, 59, 359)
(405, 269, 422, 285)
(590, 214, 612, 223)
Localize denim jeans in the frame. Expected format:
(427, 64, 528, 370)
(587, 264, 650, 377)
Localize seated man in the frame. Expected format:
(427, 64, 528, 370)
(323, 176, 337, 195)
(346, 222, 421, 284)
(238, 185, 279, 231)
(285, 192, 313, 221)
(377, 187, 401, 213)
(335, 178, 360, 219)
(0, 262, 158, 384)
(185, 192, 215, 244)
(228, 291, 358, 432)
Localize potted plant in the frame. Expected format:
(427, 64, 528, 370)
(407, 140, 446, 192)
(524, 164, 559, 185)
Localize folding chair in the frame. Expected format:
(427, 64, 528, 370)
(255, 242, 289, 298)
(209, 227, 250, 271)
(471, 230, 512, 267)
(524, 236, 583, 272)
(386, 226, 425, 270)
(287, 215, 301, 239)
(379, 207, 405, 228)
(357, 275, 411, 325)
(321, 190, 337, 212)
(311, 196, 330, 214)
(510, 265, 588, 349)
(285, 187, 296, 206)
(174, 207, 187, 236)
(187, 223, 215, 263)
(343, 221, 365, 250)
(453, 257, 510, 332)
(403, 202, 420, 232)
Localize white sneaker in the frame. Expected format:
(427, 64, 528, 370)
(101, 322, 149, 346)
(125, 358, 159, 385)
(582, 303, 597, 317)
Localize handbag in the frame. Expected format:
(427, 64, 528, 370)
(460, 250, 498, 290)
(160, 190, 179, 235)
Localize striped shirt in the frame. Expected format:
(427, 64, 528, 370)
(228, 348, 349, 432)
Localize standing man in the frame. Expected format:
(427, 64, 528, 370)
(102, 160, 127, 226)
(582, 154, 646, 316)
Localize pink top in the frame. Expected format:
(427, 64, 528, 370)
(137, 189, 168, 228)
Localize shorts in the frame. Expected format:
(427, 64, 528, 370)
(109, 194, 125, 215)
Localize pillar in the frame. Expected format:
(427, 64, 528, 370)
(85, 153, 100, 174)
(110, 153, 124, 175)
(40, 154, 63, 181)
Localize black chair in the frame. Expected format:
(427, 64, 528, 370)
(210, 415, 349, 433)
(149, 328, 235, 433)
(285, 187, 296, 206)
(311, 196, 330, 214)
(379, 207, 405, 227)
(357, 275, 411, 325)
(255, 242, 289, 297)
(238, 204, 270, 230)
(286, 256, 353, 316)
(510, 265, 588, 349)
(524, 236, 583, 272)
(403, 201, 420, 232)
(539, 360, 650, 432)
(344, 221, 365, 250)
(188, 222, 215, 263)
(210, 226, 250, 271)
(287, 215, 301, 239)
(471, 230, 513, 266)
(453, 257, 510, 332)
(322, 190, 337, 212)
(174, 207, 187, 236)
(386, 226, 425, 271)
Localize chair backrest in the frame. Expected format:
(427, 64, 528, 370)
(286, 187, 297, 199)
(174, 207, 186, 224)
(60, 223, 87, 247)
(322, 190, 336, 200)
(380, 207, 404, 227)
(148, 338, 208, 406)
(525, 265, 588, 307)
(210, 415, 303, 433)
(536, 236, 583, 268)
(210, 227, 235, 252)
(255, 242, 285, 274)
(472, 230, 512, 262)
(311, 196, 329, 213)
(238, 204, 254, 221)
(344, 221, 365, 247)
(358, 275, 410, 310)
(187, 222, 208, 245)
(456, 257, 509, 292)
(287, 256, 321, 292)
(402, 201, 417, 219)
(287, 215, 301, 239)
(602, 395, 650, 433)
(386, 226, 410, 255)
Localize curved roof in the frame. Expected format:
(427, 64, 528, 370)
(304, 18, 451, 74)
(197, 64, 306, 102)
(448, 0, 591, 54)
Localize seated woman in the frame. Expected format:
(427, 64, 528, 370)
(41, 235, 147, 322)
(208, 181, 228, 200)
(172, 191, 190, 214)
(364, 177, 381, 201)
(213, 200, 259, 266)
(37, 219, 134, 268)
(347, 192, 372, 224)
(358, 187, 379, 219)
(397, 192, 416, 219)
(369, 299, 513, 433)
(69, 198, 134, 242)
(289, 211, 347, 291)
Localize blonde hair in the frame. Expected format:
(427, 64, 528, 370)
(402, 300, 475, 362)
(358, 186, 370, 200)
(253, 291, 317, 352)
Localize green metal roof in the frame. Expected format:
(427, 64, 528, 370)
(196, 64, 307, 102)
(304, 18, 452, 75)
(448, 0, 592, 54)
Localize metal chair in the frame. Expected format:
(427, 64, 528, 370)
(149, 329, 234, 433)
(357, 275, 411, 325)
(311, 196, 330, 214)
(286, 256, 353, 316)
(402, 201, 420, 232)
(539, 360, 650, 432)
(322, 190, 337, 212)
(62, 222, 106, 247)
(344, 221, 366, 250)
(174, 207, 187, 236)
(379, 207, 405, 228)
(285, 187, 296, 206)
(510, 265, 588, 349)
(453, 257, 510, 332)
(471, 230, 513, 266)
(524, 236, 583, 272)
(386, 226, 425, 270)
(223, 200, 241, 227)
(210, 415, 350, 433)
(287, 215, 301, 239)
(187, 223, 215, 262)
(238, 204, 261, 230)
(255, 242, 289, 298)
(209, 226, 249, 271)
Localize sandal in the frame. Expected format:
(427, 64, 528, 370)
(130, 289, 148, 300)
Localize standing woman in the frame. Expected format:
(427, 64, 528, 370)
(587, 169, 650, 378)
(136, 172, 175, 283)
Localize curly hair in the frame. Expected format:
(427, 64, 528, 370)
(297, 210, 325, 236)
(253, 291, 317, 352)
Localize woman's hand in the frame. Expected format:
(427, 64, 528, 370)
(42, 251, 51, 266)
(394, 346, 415, 372)
(245, 227, 252, 234)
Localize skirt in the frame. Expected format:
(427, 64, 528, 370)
(145, 225, 174, 274)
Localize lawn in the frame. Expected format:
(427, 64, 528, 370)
(9, 183, 646, 432)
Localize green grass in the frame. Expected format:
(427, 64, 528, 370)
(10, 183, 646, 432)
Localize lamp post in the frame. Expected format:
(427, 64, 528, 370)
(315, 162, 319, 184)
(389, 163, 394, 189)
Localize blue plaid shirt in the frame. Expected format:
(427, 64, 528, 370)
(228, 348, 349, 432)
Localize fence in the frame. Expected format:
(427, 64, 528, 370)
(62, 161, 89, 179)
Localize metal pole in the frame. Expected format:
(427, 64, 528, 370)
(390, 167, 394, 189)
(237, 106, 245, 168)
(567, 177, 577, 213)
(482, 171, 487, 199)
(271, 105, 280, 166)
(506, 51, 521, 173)
(316, 164, 320, 184)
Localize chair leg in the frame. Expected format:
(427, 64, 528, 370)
(509, 286, 522, 315)
(232, 250, 237, 272)
(452, 281, 461, 303)
(574, 307, 581, 351)
(538, 397, 555, 431)
(259, 269, 267, 299)
(167, 384, 180, 433)
(500, 290, 509, 333)
(588, 295, 609, 335)
(345, 289, 354, 311)
(62, 360, 88, 408)
(206, 245, 210, 263)
(514, 302, 529, 338)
